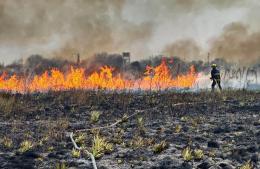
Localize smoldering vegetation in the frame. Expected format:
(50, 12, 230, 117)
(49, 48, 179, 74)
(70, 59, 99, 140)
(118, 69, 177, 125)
(0, 54, 229, 77)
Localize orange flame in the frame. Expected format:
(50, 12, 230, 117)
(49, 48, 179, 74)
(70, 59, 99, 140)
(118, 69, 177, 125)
(0, 60, 198, 93)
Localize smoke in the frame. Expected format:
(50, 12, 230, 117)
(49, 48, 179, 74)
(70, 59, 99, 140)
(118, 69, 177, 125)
(162, 39, 202, 61)
(162, 22, 260, 66)
(0, 0, 260, 65)
(209, 22, 260, 65)
(0, 0, 153, 63)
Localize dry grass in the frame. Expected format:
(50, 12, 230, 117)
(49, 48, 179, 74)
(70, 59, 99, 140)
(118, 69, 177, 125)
(0, 96, 15, 114)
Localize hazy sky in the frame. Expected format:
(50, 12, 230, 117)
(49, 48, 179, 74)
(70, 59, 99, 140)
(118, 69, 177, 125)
(0, 0, 259, 65)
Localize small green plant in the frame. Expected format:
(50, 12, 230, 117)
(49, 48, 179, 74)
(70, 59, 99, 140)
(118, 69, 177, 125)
(175, 124, 182, 133)
(48, 146, 54, 152)
(75, 133, 86, 145)
(137, 117, 146, 133)
(19, 140, 33, 153)
(112, 128, 124, 144)
(1, 136, 13, 148)
(137, 117, 144, 128)
(120, 114, 128, 123)
(129, 136, 145, 148)
(117, 159, 123, 164)
(91, 134, 113, 158)
(191, 119, 198, 128)
(71, 148, 81, 158)
(153, 140, 169, 154)
(182, 147, 193, 161)
(208, 150, 216, 157)
(91, 111, 101, 123)
(70, 106, 76, 113)
(55, 162, 67, 169)
(193, 149, 204, 160)
(240, 160, 253, 169)
(180, 116, 188, 122)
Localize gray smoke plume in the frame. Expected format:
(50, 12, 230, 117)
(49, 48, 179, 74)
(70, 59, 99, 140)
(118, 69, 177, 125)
(0, 0, 153, 63)
(0, 0, 260, 65)
(209, 22, 260, 65)
(162, 39, 202, 61)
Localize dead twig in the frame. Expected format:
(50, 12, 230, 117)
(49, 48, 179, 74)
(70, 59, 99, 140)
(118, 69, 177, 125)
(69, 132, 97, 169)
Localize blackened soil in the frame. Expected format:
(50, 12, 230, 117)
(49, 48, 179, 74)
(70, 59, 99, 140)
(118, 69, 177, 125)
(0, 90, 259, 169)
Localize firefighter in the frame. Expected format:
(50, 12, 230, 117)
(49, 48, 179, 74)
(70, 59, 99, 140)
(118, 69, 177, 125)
(210, 64, 222, 91)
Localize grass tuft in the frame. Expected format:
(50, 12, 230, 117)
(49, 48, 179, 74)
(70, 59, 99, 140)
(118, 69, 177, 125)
(55, 162, 67, 169)
(91, 134, 113, 158)
(1, 136, 13, 148)
(182, 146, 193, 161)
(240, 160, 253, 169)
(19, 140, 33, 153)
(153, 140, 169, 154)
(193, 149, 204, 160)
(91, 111, 101, 123)
(71, 148, 81, 158)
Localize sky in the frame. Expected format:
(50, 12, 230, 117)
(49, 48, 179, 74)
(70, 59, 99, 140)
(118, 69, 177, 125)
(0, 0, 259, 65)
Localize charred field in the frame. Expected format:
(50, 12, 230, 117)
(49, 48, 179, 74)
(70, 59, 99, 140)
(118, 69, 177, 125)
(0, 90, 260, 169)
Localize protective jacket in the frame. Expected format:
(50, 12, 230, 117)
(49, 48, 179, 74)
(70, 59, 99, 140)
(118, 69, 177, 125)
(211, 68, 220, 80)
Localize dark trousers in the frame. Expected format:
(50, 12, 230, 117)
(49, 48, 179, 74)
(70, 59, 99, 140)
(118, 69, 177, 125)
(212, 79, 222, 91)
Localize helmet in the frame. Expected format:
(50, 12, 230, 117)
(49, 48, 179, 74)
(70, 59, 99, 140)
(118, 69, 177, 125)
(211, 64, 217, 68)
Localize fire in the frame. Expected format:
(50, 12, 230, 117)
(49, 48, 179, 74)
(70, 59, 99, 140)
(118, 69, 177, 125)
(0, 60, 198, 93)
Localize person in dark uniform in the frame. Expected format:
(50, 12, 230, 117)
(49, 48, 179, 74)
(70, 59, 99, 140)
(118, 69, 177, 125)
(210, 64, 222, 91)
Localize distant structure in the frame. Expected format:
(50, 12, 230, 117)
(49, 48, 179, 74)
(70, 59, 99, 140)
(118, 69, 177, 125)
(122, 52, 130, 68)
(207, 53, 210, 66)
(76, 53, 80, 66)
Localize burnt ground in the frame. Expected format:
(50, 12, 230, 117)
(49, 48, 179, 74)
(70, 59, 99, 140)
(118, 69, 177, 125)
(0, 90, 260, 169)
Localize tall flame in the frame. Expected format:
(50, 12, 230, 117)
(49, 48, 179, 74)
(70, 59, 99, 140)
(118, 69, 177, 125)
(0, 60, 197, 93)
